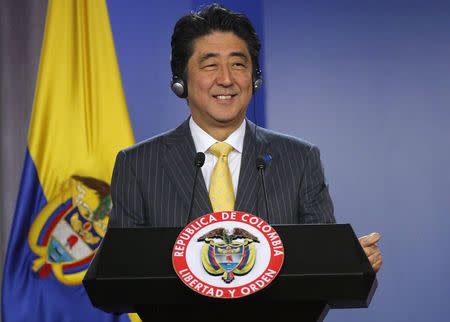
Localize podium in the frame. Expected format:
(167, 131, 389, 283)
(83, 224, 377, 321)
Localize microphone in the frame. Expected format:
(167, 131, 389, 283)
(194, 152, 206, 168)
(256, 155, 272, 224)
(186, 152, 205, 225)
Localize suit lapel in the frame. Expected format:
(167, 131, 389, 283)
(162, 120, 212, 221)
(235, 121, 274, 218)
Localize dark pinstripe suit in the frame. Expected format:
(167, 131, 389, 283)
(108, 119, 335, 228)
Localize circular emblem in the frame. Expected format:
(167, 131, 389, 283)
(172, 211, 284, 299)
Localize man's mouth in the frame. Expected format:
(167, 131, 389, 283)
(213, 94, 237, 100)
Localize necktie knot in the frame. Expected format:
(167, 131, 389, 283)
(209, 142, 234, 158)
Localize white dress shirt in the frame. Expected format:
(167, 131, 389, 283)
(189, 117, 245, 196)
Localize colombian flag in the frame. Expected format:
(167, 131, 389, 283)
(1, 0, 139, 321)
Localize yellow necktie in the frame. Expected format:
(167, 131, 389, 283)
(209, 142, 235, 212)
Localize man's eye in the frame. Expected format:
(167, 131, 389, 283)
(233, 63, 246, 69)
(203, 64, 217, 70)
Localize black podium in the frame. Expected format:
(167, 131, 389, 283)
(83, 224, 377, 321)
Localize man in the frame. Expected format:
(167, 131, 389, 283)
(108, 4, 382, 272)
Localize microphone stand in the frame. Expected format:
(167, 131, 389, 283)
(186, 152, 205, 225)
(256, 156, 272, 224)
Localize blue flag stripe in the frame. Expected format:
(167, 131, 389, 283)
(1, 149, 129, 322)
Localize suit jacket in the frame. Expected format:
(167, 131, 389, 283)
(108, 119, 335, 228)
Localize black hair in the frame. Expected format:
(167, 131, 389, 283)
(170, 4, 261, 80)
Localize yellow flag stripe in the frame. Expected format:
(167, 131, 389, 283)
(28, 0, 134, 200)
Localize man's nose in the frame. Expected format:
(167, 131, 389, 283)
(216, 66, 233, 86)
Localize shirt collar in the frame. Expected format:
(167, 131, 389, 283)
(189, 117, 246, 154)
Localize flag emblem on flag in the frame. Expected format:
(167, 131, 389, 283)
(29, 176, 111, 285)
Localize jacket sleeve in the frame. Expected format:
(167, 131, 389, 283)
(298, 145, 336, 224)
(108, 150, 148, 228)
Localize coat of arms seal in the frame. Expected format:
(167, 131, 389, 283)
(172, 211, 284, 299)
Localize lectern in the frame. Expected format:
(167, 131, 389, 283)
(83, 224, 377, 321)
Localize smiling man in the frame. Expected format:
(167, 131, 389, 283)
(108, 4, 382, 273)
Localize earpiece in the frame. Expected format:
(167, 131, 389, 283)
(252, 68, 263, 93)
(170, 75, 187, 98)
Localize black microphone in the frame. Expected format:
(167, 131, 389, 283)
(186, 152, 205, 225)
(256, 155, 272, 224)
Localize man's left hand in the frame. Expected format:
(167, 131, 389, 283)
(359, 232, 383, 273)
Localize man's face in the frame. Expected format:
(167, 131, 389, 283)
(186, 32, 253, 135)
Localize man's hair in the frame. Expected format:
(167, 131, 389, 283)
(170, 4, 261, 80)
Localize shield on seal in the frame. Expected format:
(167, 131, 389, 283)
(214, 243, 244, 272)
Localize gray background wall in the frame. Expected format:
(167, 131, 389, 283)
(1, 1, 449, 321)
(0, 0, 48, 317)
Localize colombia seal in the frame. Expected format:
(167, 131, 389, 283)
(172, 211, 284, 298)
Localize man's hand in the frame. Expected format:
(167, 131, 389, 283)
(359, 232, 383, 273)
